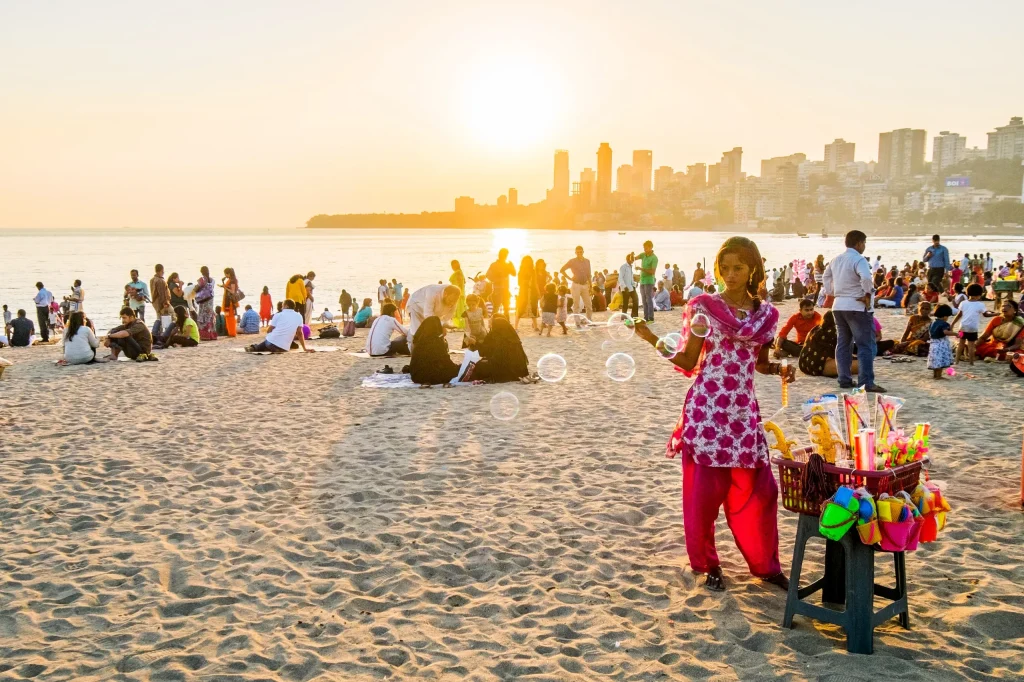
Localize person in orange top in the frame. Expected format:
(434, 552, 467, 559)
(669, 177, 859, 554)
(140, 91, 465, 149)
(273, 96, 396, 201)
(773, 298, 822, 358)
(259, 286, 273, 328)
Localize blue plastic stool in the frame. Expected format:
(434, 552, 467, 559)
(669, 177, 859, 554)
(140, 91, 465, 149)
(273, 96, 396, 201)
(781, 513, 909, 654)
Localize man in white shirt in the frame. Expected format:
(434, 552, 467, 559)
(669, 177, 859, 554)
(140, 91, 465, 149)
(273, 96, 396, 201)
(617, 253, 639, 318)
(873, 256, 884, 273)
(377, 279, 390, 306)
(822, 230, 884, 392)
(33, 281, 54, 342)
(366, 303, 409, 356)
(406, 284, 461, 351)
(245, 300, 311, 353)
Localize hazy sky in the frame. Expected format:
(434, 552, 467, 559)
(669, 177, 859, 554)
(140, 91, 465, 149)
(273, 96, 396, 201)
(2, 1, 1022, 228)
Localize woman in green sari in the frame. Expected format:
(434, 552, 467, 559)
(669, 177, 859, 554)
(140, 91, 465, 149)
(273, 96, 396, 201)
(450, 260, 467, 330)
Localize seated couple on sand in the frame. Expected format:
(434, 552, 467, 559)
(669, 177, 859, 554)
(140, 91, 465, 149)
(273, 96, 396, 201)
(407, 315, 528, 386)
(245, 300, 312, 353)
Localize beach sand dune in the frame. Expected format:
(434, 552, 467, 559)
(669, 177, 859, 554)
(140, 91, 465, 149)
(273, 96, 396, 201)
(1, 302, 1023, 680)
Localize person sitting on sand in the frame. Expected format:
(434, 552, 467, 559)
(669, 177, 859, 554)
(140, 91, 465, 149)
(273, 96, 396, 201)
(471, 316, 529, 383)
(893, 301, 932, 357)
(354, 298, 374, 328)
(215, 305, 227, 336)
(105, 306, 156, 361)
(366, 303, 409, 357)
(159, 305, 200, 348)
(408, 316, 459, 385)
(245, 299, 311, 354)
(653, 281, 672, 311)
(239, 305, 261, 334)
(8, 309, 35, 347)
(670, 285, 684, 307)
(875, 277, 905, 308)
(462, 294, 488, 347)
(799, 310, 857, 378)
(901, 283, 921, 314)
(59, 311, 99, 365)
(774, 298, 822, 359)
(976, 300, 1024, 361)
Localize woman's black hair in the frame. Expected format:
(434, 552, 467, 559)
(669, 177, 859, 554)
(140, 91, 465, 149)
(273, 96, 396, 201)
(966, 283, 984, 297)
(934, 304, 953, 318)
(901, 283, 917, 307)
(174, 305, 188, 330)
(1006, 300, 1019, 313)
(714, 236, 765, 309)
(64, 311, 86, 341)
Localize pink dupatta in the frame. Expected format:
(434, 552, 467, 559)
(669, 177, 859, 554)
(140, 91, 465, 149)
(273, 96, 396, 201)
(676, 293, 779, 376)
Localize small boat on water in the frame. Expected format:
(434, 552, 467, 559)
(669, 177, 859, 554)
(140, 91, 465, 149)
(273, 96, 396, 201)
(797, 233, 809, 238)
(618, 231, 626, 235)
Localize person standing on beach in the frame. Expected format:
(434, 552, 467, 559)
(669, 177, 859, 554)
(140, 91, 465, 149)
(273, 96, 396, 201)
(67, 280, 84, 314)
(514, 255, 539, 332)
(450, 260, 468, 330)
(221, 268, 240, 337)
(125, 270, 149, 322)
(633, 236, 793, 593)
(406, 284, 461, 351)
(33, 282, 53, 342)
(285, 275, 306, 318)
(486, 249, 516, 318)
(560, 245, 594, 323)
(923, 234, 951, 292)
(692, 261, 705, 288)
(195, 266, 218, 340)
(150, 264, 172, 336)
(618, 253, 639, 318)
(822, 230, 885, 392)
(637, 241, 658, 322)
(303, 272, 316, 324)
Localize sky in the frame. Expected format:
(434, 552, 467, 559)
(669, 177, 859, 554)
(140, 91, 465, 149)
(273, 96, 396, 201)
(1, 0, 1022, 228)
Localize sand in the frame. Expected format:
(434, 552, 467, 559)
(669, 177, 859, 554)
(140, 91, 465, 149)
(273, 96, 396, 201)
(1, 301, 1023, 681)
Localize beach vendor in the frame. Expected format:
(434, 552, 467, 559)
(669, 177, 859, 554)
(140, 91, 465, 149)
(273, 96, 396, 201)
(634, 236, 794, 592)
(406, 284, 461, 351)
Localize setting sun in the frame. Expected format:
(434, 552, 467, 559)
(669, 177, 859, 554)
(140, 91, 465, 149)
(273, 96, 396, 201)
(461, 56, 561, 152)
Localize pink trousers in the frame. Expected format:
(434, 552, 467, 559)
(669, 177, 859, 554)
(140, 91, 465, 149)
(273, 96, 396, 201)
(681, 452, 782, 578)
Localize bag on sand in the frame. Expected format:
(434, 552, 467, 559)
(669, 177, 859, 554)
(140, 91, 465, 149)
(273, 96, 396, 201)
(318, 325, 340, 339)
(342, 314, 356, 337)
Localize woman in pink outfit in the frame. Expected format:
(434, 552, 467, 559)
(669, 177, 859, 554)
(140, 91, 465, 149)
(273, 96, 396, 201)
(635, 236, 795, 592)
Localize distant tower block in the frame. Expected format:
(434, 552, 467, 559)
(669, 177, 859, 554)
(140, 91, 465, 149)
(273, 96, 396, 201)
(552, 150, 569, 205)
(508, 188, 518, 207)
(597, 143, 613, 206)
(632, 150, 652, 195)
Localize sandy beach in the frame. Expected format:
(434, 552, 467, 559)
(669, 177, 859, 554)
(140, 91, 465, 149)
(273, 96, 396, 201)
(1, 299, 1023, 681)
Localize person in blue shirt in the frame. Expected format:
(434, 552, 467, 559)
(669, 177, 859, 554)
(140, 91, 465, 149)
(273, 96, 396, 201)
(239, 304, 261, 334)
(875, 277, 905, 308)
(923, 234, 951, 291)
(354, 298, 374, 328)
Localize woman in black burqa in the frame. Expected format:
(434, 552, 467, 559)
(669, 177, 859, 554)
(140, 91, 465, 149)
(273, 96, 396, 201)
(408, 316, 460, 385)
(473, 316, 529, 383)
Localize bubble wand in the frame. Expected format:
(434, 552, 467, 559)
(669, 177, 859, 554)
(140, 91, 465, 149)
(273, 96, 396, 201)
(780, 358, 789, 408)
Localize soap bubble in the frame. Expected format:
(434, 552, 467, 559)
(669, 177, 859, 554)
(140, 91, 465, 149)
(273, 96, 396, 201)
(605, 353, 636, 382)
(607, 312, 635, 341)
(690, 313, 711, 338)
(490, 392, 520, 420)
(655, 332, 684, 359)
(537, 353, 567, 382)
(601, 339, 618, 352)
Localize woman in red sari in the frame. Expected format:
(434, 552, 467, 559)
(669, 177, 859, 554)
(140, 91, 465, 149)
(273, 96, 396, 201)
(976, 301, 1024, 360)
(635, 236, 794, 592)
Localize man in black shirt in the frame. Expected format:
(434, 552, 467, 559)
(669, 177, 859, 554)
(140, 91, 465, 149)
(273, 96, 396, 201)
(9, 309, 35, 347)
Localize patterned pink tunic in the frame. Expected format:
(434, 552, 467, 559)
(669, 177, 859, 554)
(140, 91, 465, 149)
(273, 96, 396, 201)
(668, 294, 779, 468)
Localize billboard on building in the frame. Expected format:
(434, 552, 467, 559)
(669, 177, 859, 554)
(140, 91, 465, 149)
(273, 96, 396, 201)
(945, 176, 970, 188)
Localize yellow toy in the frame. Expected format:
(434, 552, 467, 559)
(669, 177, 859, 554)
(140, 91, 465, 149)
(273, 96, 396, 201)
(764, 421, 798, 460)
(808, 414, 839, 463)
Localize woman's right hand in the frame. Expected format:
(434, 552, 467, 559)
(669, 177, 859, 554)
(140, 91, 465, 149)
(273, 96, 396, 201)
(633, 321, 657, 344)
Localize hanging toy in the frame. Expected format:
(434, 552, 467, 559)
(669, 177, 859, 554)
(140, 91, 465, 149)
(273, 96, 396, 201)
(764, 420, 798, 460)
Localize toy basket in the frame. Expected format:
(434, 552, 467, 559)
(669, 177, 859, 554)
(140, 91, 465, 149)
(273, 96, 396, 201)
(774, 450, 924, 515)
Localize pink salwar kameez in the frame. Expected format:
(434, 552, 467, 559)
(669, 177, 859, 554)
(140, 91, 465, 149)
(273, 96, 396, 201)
(668, 293, 782, 578)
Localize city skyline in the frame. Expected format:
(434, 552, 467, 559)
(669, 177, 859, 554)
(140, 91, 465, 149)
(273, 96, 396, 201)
(2, 1, 1023, 228)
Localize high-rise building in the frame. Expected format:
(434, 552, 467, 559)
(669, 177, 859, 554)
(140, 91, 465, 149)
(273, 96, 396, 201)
(776, 163, 799, 218)
(932, 132, 966, 175)
(720, 147, 743, 184)
(632, 150, 653, 195)
(597, 143, 613, 205)
(686, 163, 707, 190)
(508, 188, 518, 207)
(707, 163, 721, 187)
(552, 150, 570, 204)
(761, 153, 806, 180)
(654, 166, 674, 192)
(986, 117, 1024, 160)
(824, 139, 856, 173)
(616, 164, 634, 194)
(497, 195, 507, 208)
(878, 129, 926, 180)
(579, 168, 596, 208)
(454, 196, 475, 213)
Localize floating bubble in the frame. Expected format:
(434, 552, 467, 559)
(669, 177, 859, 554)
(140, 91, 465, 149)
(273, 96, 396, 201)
(655, 332, 684, 359)
(489, 391, 520, 420)
(537, 353, 567, 382)
(601, 339, 618, 352)
(606, 312, 635, 341)
(605, 352, 636, 382)
(690, 313, 711, 338)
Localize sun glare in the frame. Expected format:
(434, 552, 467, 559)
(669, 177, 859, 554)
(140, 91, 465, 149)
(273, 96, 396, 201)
(462, 57, 558, 152)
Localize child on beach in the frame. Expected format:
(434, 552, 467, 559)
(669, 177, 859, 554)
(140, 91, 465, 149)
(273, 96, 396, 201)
(951, 283, 986, 365)
(461, 294, 487, 348)
(260, 286, 273, 327)
(540, 282, 559, 336)
(927, 304, 957, 378)
(215, 306, 227, 336)
(633, 236, 793, 593)
(555, 285, 569, 335)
